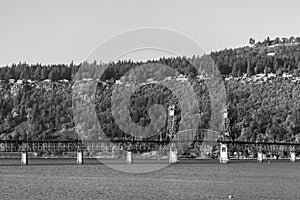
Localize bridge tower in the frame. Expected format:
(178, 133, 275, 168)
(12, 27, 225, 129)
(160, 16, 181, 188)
(220, 107, 229, 163)
(167, 105, 175, 140)
(222, 107, 230, 138)
(168, 105, 178, 163)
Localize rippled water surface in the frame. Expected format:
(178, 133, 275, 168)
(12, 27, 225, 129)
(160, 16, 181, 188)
(0, 158, 299, 200)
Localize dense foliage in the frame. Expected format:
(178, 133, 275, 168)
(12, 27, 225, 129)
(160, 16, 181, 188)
(1, 37, 300, 144)
(227, 76, 300, 142)
(211, 37, 300, 77)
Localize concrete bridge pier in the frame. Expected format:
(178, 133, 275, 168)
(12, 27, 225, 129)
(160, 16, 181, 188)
(220, 143, 228, 163)
(21, 152, 28, 165)
(76, 151, 84, 164)
(257, 150, 263, 162)
(125, 151, 133, 163)
(290, 151, 296, 162)
(169, 145, 178, 163)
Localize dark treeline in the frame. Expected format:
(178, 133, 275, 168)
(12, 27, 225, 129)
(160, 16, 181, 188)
(211, 36, 300, 77)
(0, 57, 212, 142)
(0, 62, 78, 81)
(1, 37, 300, 81)
(227, 78, 300, 142)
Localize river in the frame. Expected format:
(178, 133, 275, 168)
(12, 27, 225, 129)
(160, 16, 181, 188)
(0, 158, 299, 199)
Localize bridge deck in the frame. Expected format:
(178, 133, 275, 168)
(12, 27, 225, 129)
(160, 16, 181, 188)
(0, 139, 299, 152)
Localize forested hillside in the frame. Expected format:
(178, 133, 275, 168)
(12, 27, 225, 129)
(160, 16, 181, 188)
(1, 36, 300, 143)
(211, 36, 300, 77)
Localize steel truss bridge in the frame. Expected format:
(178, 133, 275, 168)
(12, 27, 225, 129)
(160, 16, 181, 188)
(0, 139, 299, 153)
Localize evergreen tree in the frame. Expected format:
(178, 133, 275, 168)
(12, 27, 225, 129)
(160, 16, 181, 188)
(5, 68, 14, 80)
(41, 67, 48, 80)
(246, 56, 253, 77)
(33, 66, 41, 80)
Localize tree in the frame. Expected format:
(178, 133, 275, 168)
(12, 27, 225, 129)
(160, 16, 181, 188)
(48, 68, 59, 81)
(273, 37, 281, 45)
(249, 38, 255, 45)
(5, 68, 14, 80)
(276, 68, 283, 77)
(41, 68, 48, 80)
(60, 66, 69, 80)
(293, 69, 299, 76)
(232, 62, 239, 77)
(255, 62, 264, 74)
(246, 56, 253, 77)
(33, 66, 41, 80)
(289, 36, 295, 43)
(20, 69, 29, 80)
(282, 37, 288, 44)
(0, 68, 6, 80)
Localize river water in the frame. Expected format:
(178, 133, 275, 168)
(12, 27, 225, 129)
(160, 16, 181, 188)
(0, 158, 299, 199)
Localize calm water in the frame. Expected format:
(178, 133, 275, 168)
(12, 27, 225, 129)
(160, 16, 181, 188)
(0, 158, 299, 200)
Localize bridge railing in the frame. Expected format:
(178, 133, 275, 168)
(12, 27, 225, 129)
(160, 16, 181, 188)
(1, 139, 300, 153)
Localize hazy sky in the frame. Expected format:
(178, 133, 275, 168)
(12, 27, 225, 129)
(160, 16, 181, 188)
(1, 0, 300, 66)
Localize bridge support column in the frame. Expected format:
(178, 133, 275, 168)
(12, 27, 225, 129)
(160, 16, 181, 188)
(169, 144, 178, 163)
(220, 143, 228, 163)
(290, 151, 296, 162)
(257, 150, 263, 162)
(21, 152, 28, 165)
(125, 151, 133, 163)
(76, 151, 84, 164)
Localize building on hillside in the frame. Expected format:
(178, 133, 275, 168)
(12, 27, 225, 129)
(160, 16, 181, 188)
(267, 52, 277, 56)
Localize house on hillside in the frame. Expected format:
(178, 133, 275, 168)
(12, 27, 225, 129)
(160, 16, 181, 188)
(261, 38, 274, 46)
(267, 52, 277, 56)
(267, 73, 276, 78)
(16, 80, 23, 84)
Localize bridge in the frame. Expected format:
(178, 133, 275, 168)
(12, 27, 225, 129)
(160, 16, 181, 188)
(0, 138, 299, 165)
(1, 138, 299, 152)
(1, 106, 299, 164)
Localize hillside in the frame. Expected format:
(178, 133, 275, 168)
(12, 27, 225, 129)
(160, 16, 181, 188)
(211, 36, 300, 77)
(1, 37, 300, 144)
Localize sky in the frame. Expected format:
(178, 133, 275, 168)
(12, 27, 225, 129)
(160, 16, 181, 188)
(1, 0, 300, 66)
